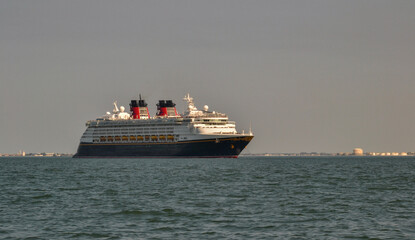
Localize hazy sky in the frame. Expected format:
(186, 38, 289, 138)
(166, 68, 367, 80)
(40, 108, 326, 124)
(1, 0, 415, 154)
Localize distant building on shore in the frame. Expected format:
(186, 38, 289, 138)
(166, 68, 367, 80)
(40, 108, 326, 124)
(353, 148, 364, 156)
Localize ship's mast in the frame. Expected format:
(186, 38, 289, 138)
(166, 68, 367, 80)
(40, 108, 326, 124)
(113, 101, 119, 113)
(183, 93, 197, 113)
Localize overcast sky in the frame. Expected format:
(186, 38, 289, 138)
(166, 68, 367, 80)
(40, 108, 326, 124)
(1, 0, 415, 154)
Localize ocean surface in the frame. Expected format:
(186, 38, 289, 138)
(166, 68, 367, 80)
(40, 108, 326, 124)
(1, 156, 414, 239)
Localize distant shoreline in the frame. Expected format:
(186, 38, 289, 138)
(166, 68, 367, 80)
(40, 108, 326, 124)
(241, 152, 415, 157)
(0, 153, 73, 157)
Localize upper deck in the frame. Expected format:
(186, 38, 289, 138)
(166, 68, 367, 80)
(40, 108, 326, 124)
(87, 94, 234, 127)
(87, 117, 235, 128)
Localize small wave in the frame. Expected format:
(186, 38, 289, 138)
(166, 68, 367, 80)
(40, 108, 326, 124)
(115, 209, 168, 216)
(367, 186, 399, 191)
(32, 194, 52, 199)
(211, 219, 236, 223)
(69, 232, 114, 238)
(118, 210, 145, 215)
(44, 168, 62, 172)
(162, 208, 174, 213)
(263, 182, 279, 186)
(251, 225, 276, 230)
(342, 234, 371, 239)
(57, 187, 81, 191)
(148, 217, 162, 223)
(23, 237, 42, 240)
(104, 189, 118, 195)
(151, 226, 174, 231)
(114, 208, 190, 217)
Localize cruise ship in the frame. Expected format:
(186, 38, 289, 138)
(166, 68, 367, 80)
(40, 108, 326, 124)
(73, 94, 253, 158)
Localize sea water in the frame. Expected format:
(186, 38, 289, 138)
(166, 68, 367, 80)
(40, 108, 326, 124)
(1, 156, 414, 239)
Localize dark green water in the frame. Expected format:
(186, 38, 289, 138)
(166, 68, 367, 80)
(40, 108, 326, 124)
(1, 156, 414, 239)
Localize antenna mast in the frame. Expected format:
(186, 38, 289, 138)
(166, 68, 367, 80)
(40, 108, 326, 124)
(113, 101, 119, 113)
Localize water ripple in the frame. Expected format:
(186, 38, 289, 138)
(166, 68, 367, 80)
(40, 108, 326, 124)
(0, 156, 414, 239)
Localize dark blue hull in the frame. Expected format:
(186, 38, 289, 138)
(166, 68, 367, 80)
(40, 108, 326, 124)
(73, 136, 253, 158)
